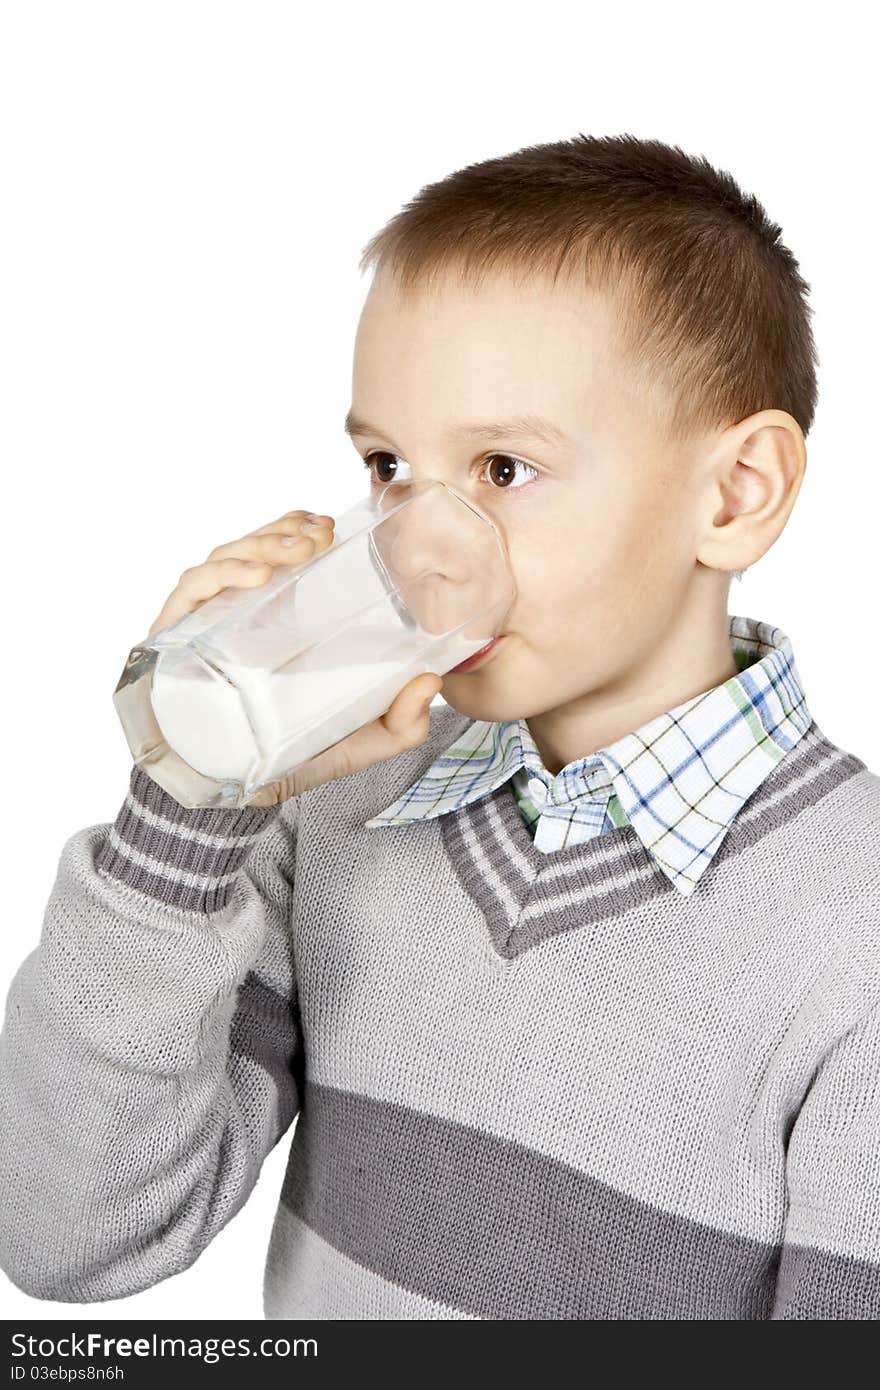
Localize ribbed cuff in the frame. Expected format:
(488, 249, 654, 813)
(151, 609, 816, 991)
(94, 764, 282, 913)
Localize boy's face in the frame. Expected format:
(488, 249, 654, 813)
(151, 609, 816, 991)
(348, 265, 719, 728)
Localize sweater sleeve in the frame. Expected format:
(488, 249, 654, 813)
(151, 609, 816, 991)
(772, 1002, 880, 1319)
(0, 764, 303, 1303)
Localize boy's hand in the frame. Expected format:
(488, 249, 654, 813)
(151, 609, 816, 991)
(146, 508, 337, 639)
(243, 667, 442, 805)
(145, 508, 444, 806)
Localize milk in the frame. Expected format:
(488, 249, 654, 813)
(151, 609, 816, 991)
(149, 621, 488, 790)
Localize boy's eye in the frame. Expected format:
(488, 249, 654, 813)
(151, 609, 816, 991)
(362, 451, 406, 486)
(362, 451, 538, 490)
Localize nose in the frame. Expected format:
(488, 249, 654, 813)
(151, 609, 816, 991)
(369, 479, 512, 637)
(374, 481, 472, 582)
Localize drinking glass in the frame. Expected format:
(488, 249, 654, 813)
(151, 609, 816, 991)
(111, 478, 516, 808)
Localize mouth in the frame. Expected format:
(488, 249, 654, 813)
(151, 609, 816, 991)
(448, 635, 505, 674)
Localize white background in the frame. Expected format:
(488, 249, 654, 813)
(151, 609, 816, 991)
(1, 0, 876, 1320)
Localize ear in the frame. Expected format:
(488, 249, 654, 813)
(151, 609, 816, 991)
(696, 410, 806, 575)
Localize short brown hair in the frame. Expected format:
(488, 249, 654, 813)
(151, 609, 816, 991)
(359, 133, 819, 447)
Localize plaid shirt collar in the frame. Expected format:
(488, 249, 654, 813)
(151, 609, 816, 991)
(364, 614, 813, 897)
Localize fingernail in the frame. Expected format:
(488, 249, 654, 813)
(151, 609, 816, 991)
(280, 535, 301, 546)
(302, 522, 328, 533)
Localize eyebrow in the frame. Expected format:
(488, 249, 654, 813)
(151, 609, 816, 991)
(343, 409, 571, 448)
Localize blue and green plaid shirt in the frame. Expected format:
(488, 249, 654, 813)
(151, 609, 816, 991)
(365, 614, 812, 898)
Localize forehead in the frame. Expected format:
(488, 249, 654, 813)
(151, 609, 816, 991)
(352, 266, 628, 424)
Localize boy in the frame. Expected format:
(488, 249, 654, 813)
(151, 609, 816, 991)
(2, 133, 879, 1320)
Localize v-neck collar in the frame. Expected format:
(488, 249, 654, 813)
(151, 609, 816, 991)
(438, 779, 675, 961)
(426, 720, 865, 962)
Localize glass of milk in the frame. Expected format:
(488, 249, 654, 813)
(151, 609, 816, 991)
(111, 478, 516, 808)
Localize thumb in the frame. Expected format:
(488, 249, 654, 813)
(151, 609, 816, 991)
(383, 672, 443, 749)
(243, 673, 443, 806)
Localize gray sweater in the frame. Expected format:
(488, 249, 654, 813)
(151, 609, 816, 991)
(1, 702, 879, 1319)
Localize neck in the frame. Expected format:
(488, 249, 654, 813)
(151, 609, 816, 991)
(526, 577, 738, 776)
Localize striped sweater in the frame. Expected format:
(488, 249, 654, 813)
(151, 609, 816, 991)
(1, 637, 880, 1317)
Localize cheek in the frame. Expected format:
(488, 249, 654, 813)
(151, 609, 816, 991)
(595, 466, 687, 561)
(502, 479, 683, 637)
(504, 508, 607, 634)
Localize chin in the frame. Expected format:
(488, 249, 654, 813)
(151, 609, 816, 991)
(439, 677, 527, 725)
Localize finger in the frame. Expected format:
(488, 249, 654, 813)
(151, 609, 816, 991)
(381, 672, 444, 746)
(206, 518, 334, 563)
(240, 510, 335, 542)
(146, 556, 283, 637)
(243, 673, 443, 805)
(243, 781, 284, 808)
(146, 528, 335, 637)
(332, 672, 442, 770)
